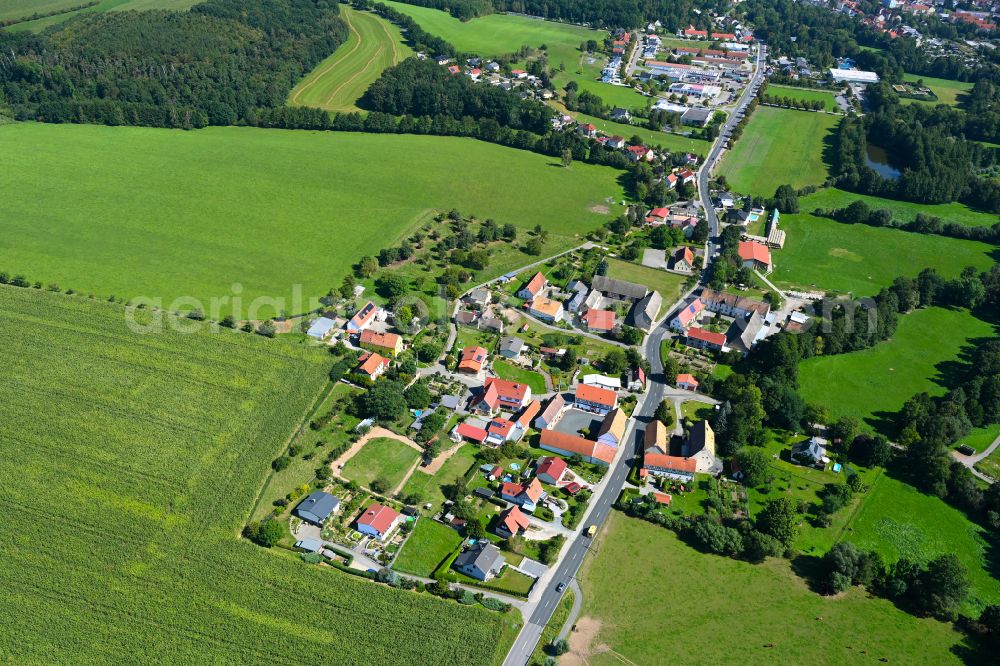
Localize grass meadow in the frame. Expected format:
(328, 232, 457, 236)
(340, 437, 421, 491)
(902, 73, 973, 106)
(606, 257, 688, 314)
(771, 212, 997, 296)
(2, 0, 199, 31)
(846, 473, 1000, 616)
(393, 517, 463, 577)
(719, 107, 839, 195)
(576, 513, 972, 665)
(0, 285, 504, 662)
(798, 308, 996, 432)
(492, 360, 547, 394)
(0, 122, 624, 317)
(289, 6, 410, 113)
(400, 443, 478, 514)
(766, 85, 841, 112)
(802, 188, 999, 229)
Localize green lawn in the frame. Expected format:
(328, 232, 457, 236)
(289, 6, 410, 113)
(400, 444, 478, 514)
(958, 424, 1000, 454)
(0, 285, 503, 663)
(0, 123, 624, 317)
(392, 518, 463, 577)
(531, 588, 575, 663)
(492, 360, 547, 394)
(2, 0, 199, 30)
(576, 513, 972, 665)
(552, 104, 711, 154)
(801, 187, 999, 229)
(974, 434, 1000, 479)
(798, 308, 996, 432)
(341, 437, 421, 492)
(902, 73, 973, 106)
(606, 257, 688, 315)
(772, 211, 997, 296)
(679, 400, 713, 423)
(767, 85, 841, 112)
(720, 106, 839, 195)
(846, 473, 1000, 616)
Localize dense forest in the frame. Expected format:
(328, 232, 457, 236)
(0, 0, 347, 127)
(831, 96, 1000, 212)
(362, 58, 552, 133)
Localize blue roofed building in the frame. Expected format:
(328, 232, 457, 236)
(306, 317, 337, 340)
(294, 491, 340, 525)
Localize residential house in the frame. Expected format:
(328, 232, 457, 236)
(517, 272, 547, 300)
(699, 288, 771, 319)
(578, 123, 598, 139)
(464, 287, 492, 308)
(574, 383, 618, 415)
(534, 394, 566, 430)
(627, 145, 654, 162)
(494, 505, 532, 539)
(500, 477, 546, 513)
(486, 418, 517, 446)
(536, 456, 568, 485)
(359, 329, 403, 357)
(611, 107, 632, 122)
(472, 377, 532, 415)
(591, 275, 649, 303)
(294, 491, 341, 525)
(645, 206, 670, 225)
(498, 336, 525, 360)
(685, 327, 726, 352)
(454, 310, 479, 327)
(672, 247, 696, 272)
(607, 135, 626, 149)
(355, 503, 401, 540)
(515, 400, 540, 432)
(458, 346, 488, 374)
(676, 373, 699, 391)
(643, 452, 697, 480)
(452, 419, 489, 444)
(596, 408, 628, 447)
(670, 298, 704, 332)
(347, 301, 379, 332)
(528, 297, 564, 323)
(453, 542, 505, 581)
(539, 429, 616, 466)
(629, 290, 662, 332)
(686, 420, 717, 472)
(629, 366, 647, 392)
(644, 419, 668, 455)
(582, 374, 622, 391)
(738, 241, 772, 271)
(480, 317, 504, 334)
(306, 317, 337, 340)
(581, 308, 616, 333)
(729, 311, 765, 353)
(793, 436, 829, 465)
(726, 209, 751, 225)
(357, 352, 389, 381)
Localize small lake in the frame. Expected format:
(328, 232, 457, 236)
(865, 144, 902, 180)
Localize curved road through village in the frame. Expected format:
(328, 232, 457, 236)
(502, 43, 767, 666)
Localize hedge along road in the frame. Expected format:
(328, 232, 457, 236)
(289, 6, 410, 112)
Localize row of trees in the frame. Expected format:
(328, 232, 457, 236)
(823, 199, 1000, 244)
(0, 0, 348, 127)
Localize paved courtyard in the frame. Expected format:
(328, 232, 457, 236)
(552, 408, 603, 438)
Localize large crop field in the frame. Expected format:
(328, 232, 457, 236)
(574, 513, 971, 665)
(771, 212, 997, 296)
(847, 474, 1000, 615)
(801, 187, 999, 229)
(0, 122, 624, 317)
(798, 308, 996, 432)
(719, 107, 839, 195)
(289, 7, 410, 113)
(0, 285, 505, 662)
(1, 0, 199, 31)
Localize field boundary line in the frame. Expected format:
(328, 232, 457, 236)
(833, 466, 884, 544)
(290, 8, 362, 106)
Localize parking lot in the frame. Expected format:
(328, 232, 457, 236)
(552, 407, 603, 437)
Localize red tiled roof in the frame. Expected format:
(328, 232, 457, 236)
(521, 271, 546, 297)
(500, 505, 531, 534)
(738, 241, 772, 265)
(349, 301, 378, 329)
(675, 299, 704, 326)
(582, 309, 616, 332)
(358, 352, 387, 376)
(357, 503, 400, 534)
(644, 453, 697, 473)
(500, 481, 524, 498)
(489, 418, 515, 438)
(456, 422, 488, 442)
(675, 246, 695, 265)
(539, 429, 616, 464)
(517, 400, 541, 428)
(564, 481, 582, 494)
(360, 329, 401, 350)
(649, 207, 669, 218)
(536, 456, 568, 482)
(575, 383, 618, 408)
(687, 327, 726, 346)
(653, 492, 672, 505)
(524, 477, 544, 502)
(484, 377, 530, 403)
(458, 346, 487, 373)
(676, 373, 699, 386)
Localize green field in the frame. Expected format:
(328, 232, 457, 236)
(289, 6, 410, 113)
(400, 443, 478, 513)
(847, 474, 1000, 615)
(0, 285, 503, 662)
(0, 122, 624, 317)
(340, 437, 421, 492)
(771, 212, 997, 296)
(720, 106, 839, 195)
(802, 188, 999, 229)
(902, 73, 973, 106)
(767, 85, 840, 112)
(798, 308, 996, 431)
(393, 517, 463, 577)
(552, 103, 711, 154)
(576, 513, 971, 665)
(606, 257, 688, 315)
(1, 0, 199, 30)
(492, 359, 547, 394)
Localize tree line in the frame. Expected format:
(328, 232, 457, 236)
(820, 199, 1000, 245)
(0, 0, 348, 128)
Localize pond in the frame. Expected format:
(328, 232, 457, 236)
(865, 143, 902, 180)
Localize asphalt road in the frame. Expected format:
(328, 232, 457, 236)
(502, 42, 766, 666)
